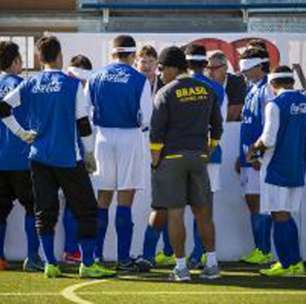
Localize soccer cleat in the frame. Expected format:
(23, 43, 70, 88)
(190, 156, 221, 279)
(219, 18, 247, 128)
(116, 260, 139, 272)
(201, 253, 208, 266)
(155, 251, 176, 266)
(79, 263, 116, 278)
(0, 258, 9, 270)
(199, 265, 221, 280)
(63, 251, 81, 264)
(260, 261, 304, 277)
(23, 255, 44, 272)
(44, 264, 62, 278)
(241, 248, 273, 264)
(187, 257, 202, 269)
(169, 266, 191, 282)
(134, 257, 154, 272)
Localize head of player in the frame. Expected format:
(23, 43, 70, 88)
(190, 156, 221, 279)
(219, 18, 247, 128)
(246, 39, 267, 51)
(157, 46, 188, 84)
(111, 35, 137, 66)
(0, 41, 22, 75)
(67, 54, 93, 84)
(206, 51, 228, 85)
(268, 65, 294, 95)
(184, 43, 208, 75)
(36, 35, 63, 69)
(136, 45, 158, 78)
(239, 47, 270, 83)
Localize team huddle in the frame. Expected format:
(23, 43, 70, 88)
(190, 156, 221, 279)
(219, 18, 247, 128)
(0, 34, 305, 281)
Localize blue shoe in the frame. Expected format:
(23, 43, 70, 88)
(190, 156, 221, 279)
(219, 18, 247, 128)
(23, 255, 45, 272)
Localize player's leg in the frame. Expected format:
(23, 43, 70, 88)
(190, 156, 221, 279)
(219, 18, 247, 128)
(261, 211, 303, 276)
(95, 190, 113, 262)
(10, 170, 43, 272)
(241, 168, 272, 264)
(31, 161, 61, 278)
(58, 162, 115, 278)
(115, 129, 145, 270)
(94, 127, 116, 262)
(0, 172, 14, 270)
(63, 203, 80, 264)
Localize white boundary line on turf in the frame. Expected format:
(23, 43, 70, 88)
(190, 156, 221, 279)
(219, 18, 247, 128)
(61, 279, 108, 304)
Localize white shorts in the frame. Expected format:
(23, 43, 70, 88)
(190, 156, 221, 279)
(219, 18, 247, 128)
(94, 127, 145, 191)
(260, 151, 304, 213)
(207, 163, 221, 192)
(240, 167, 260, 195)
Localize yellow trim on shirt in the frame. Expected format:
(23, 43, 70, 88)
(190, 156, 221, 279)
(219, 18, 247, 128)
(164, 154, 183, 159)
(150, 143, 164, 151)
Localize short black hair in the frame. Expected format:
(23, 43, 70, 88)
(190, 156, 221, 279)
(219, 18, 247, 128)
(0, 41, 20, 71)
(158, 46, 188, 71)
(70, 55, 92, 70)
(36, 35, 61, 63)
(247, 39, 267, 51)
(240, 47, 270, 73)
(270, 65, 294, 87)
(113, 35, 136, 59)
(184, 44, 207, 69)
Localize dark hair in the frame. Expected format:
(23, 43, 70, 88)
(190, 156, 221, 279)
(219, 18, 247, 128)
(240, 47, 270, 73)
(270, 65, 294, 87)
(36, 35, 61, 63)
(247, 39, 267, 51)
(138, 45, 158, 59)
(70, 55, 92, 70)
(0, 41, 20, 71)
(113, 35, 136, 59)
(184, 44, 207, 69)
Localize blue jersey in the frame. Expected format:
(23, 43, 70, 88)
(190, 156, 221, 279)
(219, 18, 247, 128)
(240, 76, 269, 167)
(0, 74, 30, 170)
(15, 70, 81, 167)
(192, 72, 224, 164)
(266, 90, 306, 187)
(89, 62, 146, 128)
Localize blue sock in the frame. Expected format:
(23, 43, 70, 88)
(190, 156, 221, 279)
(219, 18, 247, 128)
(143, 225, 161, 263)
(25, 214, 39, 260)
(95, 208, 109, 259)
(79, 238, 95, 267)
(115, 206, 133, 263)
(162, 224, 173, 256)
(0, 223, 6, 258)
(251, 213, 272, 254)
(40, 234, 57, 265)
(190, 220, 204, 261)
(63, 207, 79, 254)
(286, 218, 301, 266)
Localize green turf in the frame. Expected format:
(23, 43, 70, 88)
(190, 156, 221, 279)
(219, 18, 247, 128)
(0, 262, 305, 304)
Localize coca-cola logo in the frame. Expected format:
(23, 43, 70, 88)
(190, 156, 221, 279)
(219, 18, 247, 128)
(189, 37, 280, 72)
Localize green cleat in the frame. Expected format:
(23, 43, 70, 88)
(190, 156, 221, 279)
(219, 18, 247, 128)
(155, 251, 176, 267)
(241, 248, 273, 264)
(79, 263, 116, 278)
(201, 253, 208, 266)
(260, 261, 304, 277)
(44, 264, 62, 278)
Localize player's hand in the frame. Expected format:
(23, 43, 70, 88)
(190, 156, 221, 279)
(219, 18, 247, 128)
(84, 152, 97, 174)
(16, 129, 37, 144)
(251, 160, 261, 171)
(235, 157, 241, 174)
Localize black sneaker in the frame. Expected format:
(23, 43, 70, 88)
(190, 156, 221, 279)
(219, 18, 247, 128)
(116, 260, 139, 272)
(134, 257, 154, 272)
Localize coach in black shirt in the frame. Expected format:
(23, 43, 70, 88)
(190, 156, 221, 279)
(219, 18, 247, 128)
(206, 51, 247, 121)
(150, 46, 223, 281)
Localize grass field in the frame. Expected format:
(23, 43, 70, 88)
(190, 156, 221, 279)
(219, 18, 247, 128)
(0, 262, 306, 304)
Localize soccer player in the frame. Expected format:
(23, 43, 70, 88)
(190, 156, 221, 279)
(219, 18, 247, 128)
(237, 47, 274, 264)
(0, 36, 115, 279)
(184, 44, 225, 270)
(249, 66, 305, 276)
(150, 46, 223, 281)
(62, 54, 93, 264)
(0, 41, 43, 272)
(206, 51, 247, 121)
(87, 35, 152, 271)
(136, 45, 175, 268)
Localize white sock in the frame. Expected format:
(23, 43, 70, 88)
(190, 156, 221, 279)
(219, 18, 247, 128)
(176, 257, 186, 270)
(206, 251, 218, 267)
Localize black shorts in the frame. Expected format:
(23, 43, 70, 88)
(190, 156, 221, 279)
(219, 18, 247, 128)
(151, 151, 211, 209)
